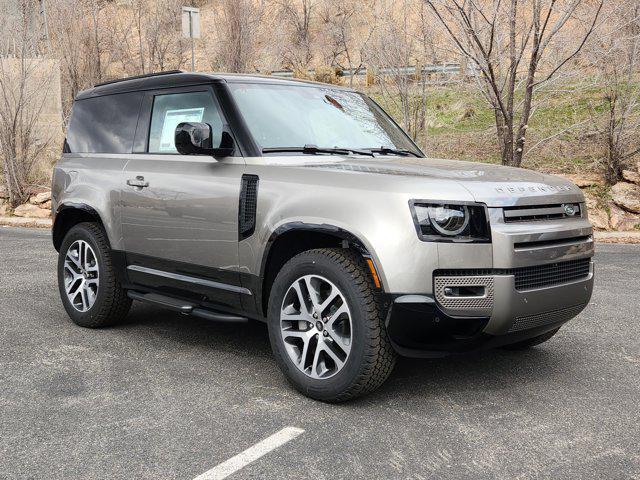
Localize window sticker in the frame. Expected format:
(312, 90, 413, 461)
(158, 107, 205, 151)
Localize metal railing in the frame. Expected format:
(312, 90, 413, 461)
(270, 63, 479, 79)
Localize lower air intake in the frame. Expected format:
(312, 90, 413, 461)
(508, 303, 586, 332)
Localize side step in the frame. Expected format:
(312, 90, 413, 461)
(127, 291, 248, 323)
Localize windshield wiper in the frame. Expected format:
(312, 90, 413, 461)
(262, 144, 374, 157)
(367, 147, 421, 157)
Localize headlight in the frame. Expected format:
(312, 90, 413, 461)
(410, 201, 491, 242)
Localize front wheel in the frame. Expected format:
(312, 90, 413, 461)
(267, 248, 396, 402)
(57, 222, 131, 328)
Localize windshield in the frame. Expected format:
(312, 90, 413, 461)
(227, 82, 422, 156)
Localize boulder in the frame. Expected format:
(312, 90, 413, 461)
(554, 173, 604, 188)
(13, 203, 51, 219)
(583, 194, 610, 230)
(623, 169, 640, 185)
(609, 204, 640, 231)
(588, 209, 610, 231)
(583, 198, 610, 231)
(29, 191, 51, 205)
(611, 181, 640, 214)
(41, 200, 52, 210)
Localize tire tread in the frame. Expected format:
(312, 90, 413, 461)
(273, 248, 396, 402)
(59, 222, 131, 328)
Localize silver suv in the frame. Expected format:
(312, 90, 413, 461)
(52, 71, 594, 402)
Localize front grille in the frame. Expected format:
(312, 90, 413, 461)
(513, 258, 591, 290)
(503, 203, 582, 223)
(513, 235, 591, 250)
(509, 303, 586, 332)
(435, 258, 591, 291)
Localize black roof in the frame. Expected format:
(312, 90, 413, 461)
(75, 71, 352, 100)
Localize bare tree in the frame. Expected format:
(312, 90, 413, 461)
(210, 0, 265, 72)
(425, 0, 603, 167)
(96, 0, 186, 78)
(276, 0, 315, 71)
(145, 0, 186, 72)
(0, 1, 55, 207)
(585, 0, 640, 184)
(319, 0, 373, 87)
(48, 0, 109, 118)
(368, 1, 429, 144)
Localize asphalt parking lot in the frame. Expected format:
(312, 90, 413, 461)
(1, 226, 639, 479)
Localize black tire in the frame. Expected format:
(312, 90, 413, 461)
(57, 222, 131, 328)
(267, 248, 396, 402)
(501, 327, 560, 350)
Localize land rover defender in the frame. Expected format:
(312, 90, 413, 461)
(52, 71, 594, 401)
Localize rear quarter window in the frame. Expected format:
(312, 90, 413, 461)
(66, 92, 143, 153)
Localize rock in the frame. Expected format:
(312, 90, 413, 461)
(13, 203, 51, 219)
(40, 200, 52, 210)
(0, 199, 8, 216)
(0, 216, 52, 228)
(588, 209, 610, 231)
(29, 191, 51, 205)
(623, 169, 640, 185)
(554, 173, 604, 188)
(583, 194, 610, 230)
(0, 185, 7, 199)
(611, 181, 640, 214)
(26, 186, 49, 195)
(609, 204, 640, 231)
(594, 231, 640, 244)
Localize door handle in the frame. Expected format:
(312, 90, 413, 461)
(127, 176, 149, 188)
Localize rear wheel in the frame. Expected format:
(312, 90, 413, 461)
(267, 248, 396, 402)
(57, 222, 131, 328)
(501, 327, 560, 350)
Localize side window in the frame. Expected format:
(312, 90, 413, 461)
(148, 91, 222, 153)
(66, 92, 143, 153)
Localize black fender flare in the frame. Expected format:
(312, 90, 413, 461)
(259, 221, 375, 281)
(255, 222, 385, 317)
(52, 202, 104, 251)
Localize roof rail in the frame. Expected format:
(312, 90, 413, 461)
(94, 70, 185, 88)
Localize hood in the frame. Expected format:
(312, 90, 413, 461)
(295, 156, 584, 207)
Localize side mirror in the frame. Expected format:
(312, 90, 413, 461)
(175, 122, 235, 157)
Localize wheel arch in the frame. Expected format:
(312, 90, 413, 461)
(52, 203, 107, 251)
(258, 222, 384, 317)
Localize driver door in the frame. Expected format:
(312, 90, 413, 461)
(120, 86, 246, 311)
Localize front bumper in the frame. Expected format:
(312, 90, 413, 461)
(386, 260, 594, 357)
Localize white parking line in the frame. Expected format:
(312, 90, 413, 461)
(193, 426, 305, 480)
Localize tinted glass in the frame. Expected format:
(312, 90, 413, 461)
(66, 93, 142, 153)
(228, 83, 419, 154)
(148, 91, 222, 153)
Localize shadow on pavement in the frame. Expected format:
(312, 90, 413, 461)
(117, 302, 584, 405)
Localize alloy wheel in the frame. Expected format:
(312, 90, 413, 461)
(63, 240, 100, 312)
(280, 274, 352, 379)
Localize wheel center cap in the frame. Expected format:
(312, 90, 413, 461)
(315, 321, 324, 331)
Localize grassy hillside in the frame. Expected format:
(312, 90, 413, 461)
(371, 82, 611, 174)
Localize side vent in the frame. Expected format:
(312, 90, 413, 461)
(239, 174, 259, 240)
